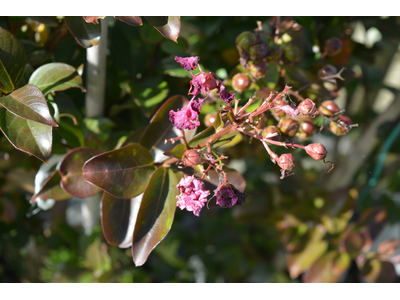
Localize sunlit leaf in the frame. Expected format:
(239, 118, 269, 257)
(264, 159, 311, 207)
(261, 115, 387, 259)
(163, 143, 186, 160)
(28, 63, 85, 95)
(65, 16, 101, 48)
(145, 17, 181, 42)
(114, 16, 143, 26)
(0, 108, 53, 162)
(30, 170, 71, 202)
(0, 27, 26, 94)
(302, 251, 348, 283)
(58, 147, 102, 198)
(132, 168, 178, 266)
(82, 144, 156, 199)
(0, 84, 58, 127)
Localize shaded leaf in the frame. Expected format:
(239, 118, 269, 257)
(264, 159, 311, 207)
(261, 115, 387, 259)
(82, 143, 156, 199)
(140, 94, 194, 163)
(0, 84, 58, 127)
(28, 62, 85, 95)
(145, 16, 181, 42)
(132, 168, 178, 266)
(65, 16, 101, 48)
(354, 206, 387, 240)
(101, 192, 143, 248)
(84, 237, 111, 274)
(187, 126, 214, 148)
(0, 27, 26, 94)
(114, 16, 143, 26)
(59, 147, 102, 198)
(361, 259, 397, 283)
(83, 16, 106, 24)
(30, 170, 71, 202)
(286, 227, 328, 279)
(0, 108, 53, 162)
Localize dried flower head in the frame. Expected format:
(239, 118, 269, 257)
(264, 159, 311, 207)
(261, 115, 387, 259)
(216, 184, 247, 208)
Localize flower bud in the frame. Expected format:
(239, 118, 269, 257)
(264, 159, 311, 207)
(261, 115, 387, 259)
(319, 100, 340, 116)
(249, 61, 268, 78)
(204, 113, 217, 127)
(262, 125, 281, 141)
(278, 118, 299, 137)
(305, 143, 327, 160)
(236, 31, 256, 53)
(277, 153, 295, 171)
(296, 116, 315, 140)
(330, 115, 352, 136)
(298, 98, 317, 116)
(232, 73, 251, 93)
(324, 37, 343, 56)
(182, 149, 202, 167)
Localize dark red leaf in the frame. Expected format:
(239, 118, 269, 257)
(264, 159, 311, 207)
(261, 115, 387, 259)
(145, 17, 181, 42)
(30, 170, 71, 202)
(114, 16, 143, 26)
(83, 16, 106, 24)
(65, 16, 101, 48)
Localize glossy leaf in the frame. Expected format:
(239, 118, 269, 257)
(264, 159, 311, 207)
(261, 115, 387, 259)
(83, 16, 106, 24)
(0, 27, 26, 94)
(101, 192, 143, 248)
(82, 143, 156, 199)
(114, 16, 143, 26)
(145, 17, 181, 42)
(59, 147, 102, 198)
(30, 170, 71, 202)
(286, 227, 328, 279)
(132, 168, 179, 266)
(0, 84, 58, 127)
(0, 108, 53, 162)
(65, 16, 101, 48)
(140, 94, 194, 163)
(28, 63, 85, 96)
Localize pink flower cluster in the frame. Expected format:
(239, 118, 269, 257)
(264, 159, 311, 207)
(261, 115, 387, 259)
(169, 98, 204, 130)
(176, 175, 210, 217)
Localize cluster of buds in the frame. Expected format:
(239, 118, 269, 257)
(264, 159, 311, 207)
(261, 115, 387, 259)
(165, 41, 354, 216)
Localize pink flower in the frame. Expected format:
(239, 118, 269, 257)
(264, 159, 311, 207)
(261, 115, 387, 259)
(176, 175, 210, 217)
(216, 184, 247, 208)
(219, 89, 236, 104)
(169, 99, 204, 130)
(175, 56, 200, 71)
(189, 72, 221, 97)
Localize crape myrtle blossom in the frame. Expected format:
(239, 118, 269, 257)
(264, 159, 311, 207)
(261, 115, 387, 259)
(176, 175, 210, 217)
(169, 56, 237, 130)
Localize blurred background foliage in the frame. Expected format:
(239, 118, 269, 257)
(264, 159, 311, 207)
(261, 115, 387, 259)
(1, 16, 400, 283)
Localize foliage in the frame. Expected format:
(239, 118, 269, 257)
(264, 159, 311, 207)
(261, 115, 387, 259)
(0, 16, 400, 283)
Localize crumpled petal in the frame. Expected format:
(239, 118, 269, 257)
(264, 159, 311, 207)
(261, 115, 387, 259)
(219, 89, 236, 104)
(176, 175, 210, 217)
(216, 185, 247, 208)
(175, 56, 200, 71)
(169, 99, 204, 130)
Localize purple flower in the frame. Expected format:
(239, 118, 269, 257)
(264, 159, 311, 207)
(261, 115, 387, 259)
(216, 185, 247, 208)
(219, 89, 236, 104)
(189, 72, 220, 97)
(175, 56, 200, 71)
(176, 175, 210, 217)
(169, 98, 204, 130)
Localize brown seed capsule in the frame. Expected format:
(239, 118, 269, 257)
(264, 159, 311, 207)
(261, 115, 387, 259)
(232, 73, 251, 93)
(319, 100, 340, 116)
(277, 153, 295, 171)
(305, 143, 327, 160)
(330, 115, 352, 136)
(182, 149, 203, 167)
(298, 98, 318, 117)
(262, 125, 281, 141)
(278, 118, 299, 137)
(324, 37, 343, 57)
(296, 116, 315, 140)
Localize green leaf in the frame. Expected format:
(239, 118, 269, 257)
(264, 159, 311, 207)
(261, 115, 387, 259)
(30, 170, 71, 202)
(65, 16, 102, 48)
(84, 237, 111, 274)
(361, 259, 397, 283)
(145, 17, 181, 42)
(114, 16, 143, 26)
(101, 192, 143, 248)
(0, 27, 27, 94)
(132, 168, 178, 266)
(58, 147, 102, 198)
(82, 144, 156, 199)
(140, 94, 193, 163)
(0, 84, 58, 127)
(163, 143, 186, 160)
(0, 108, 53, 162)
(213, 111, 224, 132)
(28, 62, 85, 96)
(187, 126, 214, 148)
